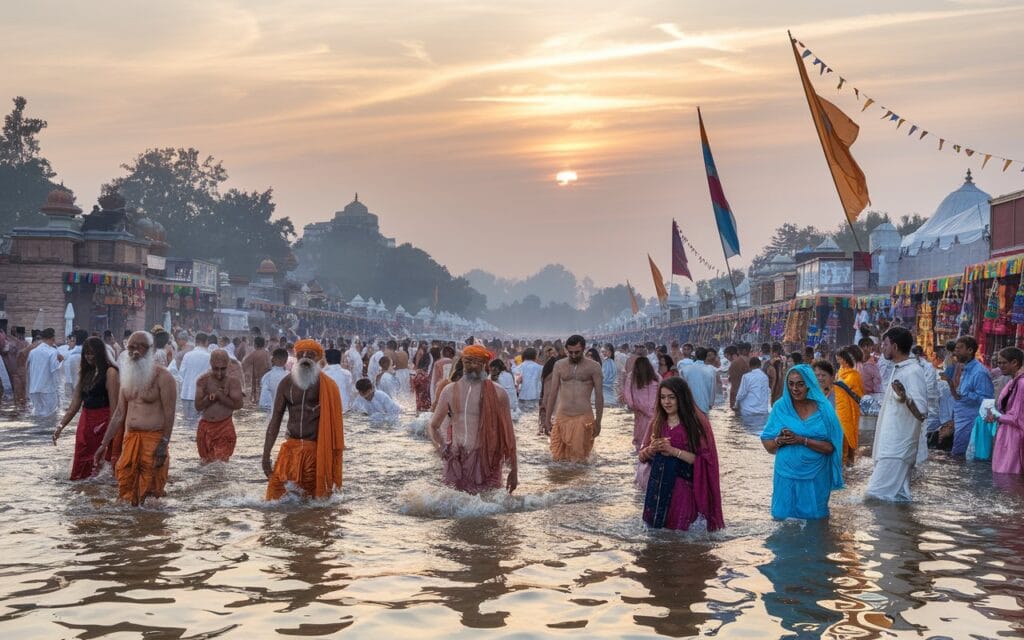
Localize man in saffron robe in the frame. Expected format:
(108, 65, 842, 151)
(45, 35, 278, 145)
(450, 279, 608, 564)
(93, 331, 176, 506)
(195, 349, 243, 463)
(263, 339, 344, 500)
(543, 335, 603, 462)
(429, 344, 518, 494)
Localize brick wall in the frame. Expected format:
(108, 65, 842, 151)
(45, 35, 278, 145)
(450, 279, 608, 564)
(0, 263, 67, 331)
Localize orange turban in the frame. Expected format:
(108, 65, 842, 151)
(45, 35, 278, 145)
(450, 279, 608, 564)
(462, 345, 492, 363)
(294, 339, 324, 360)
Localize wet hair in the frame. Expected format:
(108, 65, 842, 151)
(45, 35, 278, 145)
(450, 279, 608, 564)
(325, 349, 342, 365)
(999, 347, 1024, 368)
(73, 329, 88, 345)
(857, 337, 874, 349)
(660, 353, 675, 371)
(489, 358, 507, 373)
(788, 351, 804, 365)
(651, 377, 706, 448)
(195, 332, 208, 346)
(812, 359, 835, 378)
(955, 335, 979, 354)
(884, 326, 914, 355)
(632, 356, 657, 389)
(41, 328, 55, 340)
(911, 345, 925, 357)
(846, 344, 864, 363)
(441, 345, 455, 358)
(748, 356, 762, 369)
(271, 348, 288, 363)
(355, 378, 373, 393)
(378, 356, 391, 370)
(522, 347, 537, 361)
(604, 343, 615, 356)
(565, 334, 586, 348)
(724, 345, 737, 357)
(771, 342, 784, 356)
(541, 354, 563, 382)
(153, 330, 170, 349)
(586, 347, 601, 364)
(387, 340, 398, 350)
(254, 336, 266, 349)
(79, 336, 117, 389)
(695, 347, 709, 362)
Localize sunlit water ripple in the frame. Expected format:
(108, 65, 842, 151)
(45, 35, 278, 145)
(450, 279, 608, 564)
(1, 393, 1023, 638)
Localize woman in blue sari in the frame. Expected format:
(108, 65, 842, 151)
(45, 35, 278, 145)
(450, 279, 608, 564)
(760, 364, 845, 519)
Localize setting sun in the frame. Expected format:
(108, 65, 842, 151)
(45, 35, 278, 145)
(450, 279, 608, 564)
(556, 170, 578, 186)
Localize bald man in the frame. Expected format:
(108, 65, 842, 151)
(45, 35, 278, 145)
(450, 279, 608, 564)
(195, 349, 244, 463)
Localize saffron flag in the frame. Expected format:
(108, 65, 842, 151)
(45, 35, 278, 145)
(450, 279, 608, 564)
(790, 34, 870, 224)
(697, 107, 741, 258)
(671, 219, 693, 281)
(648, 254, 669, 305)
(627, 281, 640, 315)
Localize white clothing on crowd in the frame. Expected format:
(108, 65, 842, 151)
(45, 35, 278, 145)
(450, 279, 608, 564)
(353, 389, 402, 419)
(178, 348, 211, 401)
(378, 371, 401, 399)
(323, 364, 356, 413)
(63, 345, 82, 397)
(496, 371, 519, 405)
(28, 342, 62, 417)
(516, 360, 543, 401)
(368, 350, 385, 382)
(259, 366, 289, 410)
(867, 358, 926, 502)
(0, 354, 12, 397)
(683, 361, 717, 415)
(735, 367, 771, 416)
(346, 347, 364, 379)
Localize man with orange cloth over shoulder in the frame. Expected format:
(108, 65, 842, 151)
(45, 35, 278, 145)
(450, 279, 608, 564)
(263, 339, 344, 500)
(429, 344, 518, 494)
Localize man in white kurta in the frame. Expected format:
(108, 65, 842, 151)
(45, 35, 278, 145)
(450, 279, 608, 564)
(323, 350, 355, 413)
(178, 333, 212, 422)
(353, 378, 402, 419)
(346, 341, 364, 379)
(515, 349, 543, 401)
(867, 327, 927, 502)
(0, 348, 12, 403)
(259, 354, 289, 410)
(63, 338, 83, 400)
(28, 330, 63, 417)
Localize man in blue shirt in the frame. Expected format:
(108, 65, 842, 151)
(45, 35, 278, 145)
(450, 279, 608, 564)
(948, 336, 994, 457)
(682, 347, 717, 414)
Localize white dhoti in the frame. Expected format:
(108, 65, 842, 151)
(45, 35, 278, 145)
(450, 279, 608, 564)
(396, 369, 411, 393)
(0, 357, 11, 397)
(866, 458, 914, 502)
(30, 392, 59, 417)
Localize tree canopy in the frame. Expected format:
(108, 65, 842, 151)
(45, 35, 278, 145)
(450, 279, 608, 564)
(0, 97, 58, 233)
(104, 147, 295, 276)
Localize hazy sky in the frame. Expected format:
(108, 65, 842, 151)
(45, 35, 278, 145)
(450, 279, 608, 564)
(4, 1, 1023, 298)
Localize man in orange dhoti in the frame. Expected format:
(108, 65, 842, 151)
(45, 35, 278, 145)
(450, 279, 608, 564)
(544, 335, 604, 462)
(195, 349, 243, 463)
(263, 339, 344, 500)
(93, 331, 177, 506)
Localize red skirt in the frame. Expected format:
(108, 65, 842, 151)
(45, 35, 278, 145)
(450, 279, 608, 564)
(70, 406, 111, 480)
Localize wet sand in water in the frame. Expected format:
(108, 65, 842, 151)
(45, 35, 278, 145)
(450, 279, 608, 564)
(1, 395, 1023, 638)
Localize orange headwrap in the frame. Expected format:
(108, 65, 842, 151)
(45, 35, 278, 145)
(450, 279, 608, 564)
(294, 339, 324, 360)
(462, 345, 492, 363)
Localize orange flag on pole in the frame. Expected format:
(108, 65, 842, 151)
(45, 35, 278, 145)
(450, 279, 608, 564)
(789, 32, 870, 224)
(648, 254, 669, 305)
(627, 281, 640, 315)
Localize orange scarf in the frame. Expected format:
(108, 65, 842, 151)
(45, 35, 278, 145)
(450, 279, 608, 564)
(478, 380, 517, 481)
(314, 373, 345, 497)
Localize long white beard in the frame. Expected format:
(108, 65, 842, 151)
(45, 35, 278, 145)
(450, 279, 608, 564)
(119, 350, 156, 395)
(291, 358, 321, 390)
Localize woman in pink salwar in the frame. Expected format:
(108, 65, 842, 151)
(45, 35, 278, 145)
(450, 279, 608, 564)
(991, 347, 1024, 474)
(624, 357, 660, 453)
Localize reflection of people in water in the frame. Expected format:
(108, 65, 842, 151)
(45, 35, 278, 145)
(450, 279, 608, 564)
(628, 540, 722, 637)
(759, 521, 844, 637)
(425, 517, 520, 628)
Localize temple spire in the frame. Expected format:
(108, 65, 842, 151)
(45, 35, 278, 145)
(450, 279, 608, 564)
(965, 168, 973, 184)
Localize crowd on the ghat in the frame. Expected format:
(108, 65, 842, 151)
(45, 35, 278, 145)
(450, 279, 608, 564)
(2, 321, 1022, 532)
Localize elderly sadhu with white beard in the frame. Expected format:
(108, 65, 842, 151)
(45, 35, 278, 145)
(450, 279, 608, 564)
(429, 345, 518, 494)
(262, 339, 345, 500)
(93, 331, 177, 506)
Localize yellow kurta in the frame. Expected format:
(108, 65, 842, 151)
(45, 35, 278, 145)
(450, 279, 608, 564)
(835, 366, 864, 463)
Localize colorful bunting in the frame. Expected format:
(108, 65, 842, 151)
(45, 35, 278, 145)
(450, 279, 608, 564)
(792, 36, 1021, 173)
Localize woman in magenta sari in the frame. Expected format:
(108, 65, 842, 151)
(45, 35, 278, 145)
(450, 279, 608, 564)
(991, 347, 1024, 474)
(638, 377, 724, 531)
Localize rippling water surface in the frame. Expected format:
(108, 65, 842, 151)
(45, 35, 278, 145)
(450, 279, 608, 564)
(2, 392, 1023, 638)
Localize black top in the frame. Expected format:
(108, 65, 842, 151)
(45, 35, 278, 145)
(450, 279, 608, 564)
(81, 372, 110, 410)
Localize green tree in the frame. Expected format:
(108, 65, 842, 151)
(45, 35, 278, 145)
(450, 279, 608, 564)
(896, 213, 925, 235)
(749, 223, 824, 273)
(105, 147, 294, 274)
(0, 97, 58, 233)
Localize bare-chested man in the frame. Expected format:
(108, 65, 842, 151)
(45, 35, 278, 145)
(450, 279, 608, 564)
(543, 334, 603, 463)
(429, 345, 517, 494)
(241, 336, 271, 404)
(93, 331, 176, 506)
(195, 349, 243, 463)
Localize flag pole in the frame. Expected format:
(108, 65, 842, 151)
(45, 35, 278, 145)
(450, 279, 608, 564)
(788, 30, 863, 253)
(720, 239, 739, 310)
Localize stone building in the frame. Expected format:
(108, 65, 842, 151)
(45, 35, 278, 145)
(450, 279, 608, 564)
(292, 194, 396, 283)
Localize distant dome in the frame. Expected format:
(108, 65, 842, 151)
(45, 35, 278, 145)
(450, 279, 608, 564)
(284, 251, 298, 271)
(901, 170, 992, 252)
(257, 258, 278, 274)
(342, 193, 369, 216)
(40, 188, 82, 217)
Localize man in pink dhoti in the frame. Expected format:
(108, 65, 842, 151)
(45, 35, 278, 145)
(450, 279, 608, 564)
(429, 345, 518, 494)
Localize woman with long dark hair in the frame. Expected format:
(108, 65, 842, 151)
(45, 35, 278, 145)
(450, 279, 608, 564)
(637, 376, 723, 530)
(538, 354, 564, 435)
(625, 356, 660, 453)
(411, 343, 433, 412)
(53, 337, 120, 480)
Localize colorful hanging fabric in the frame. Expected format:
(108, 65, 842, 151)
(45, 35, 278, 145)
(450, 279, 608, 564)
(1012, 277, 1024, 324)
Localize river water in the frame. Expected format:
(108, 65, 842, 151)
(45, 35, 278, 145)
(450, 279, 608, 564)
(1, 393, 1023, 639)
